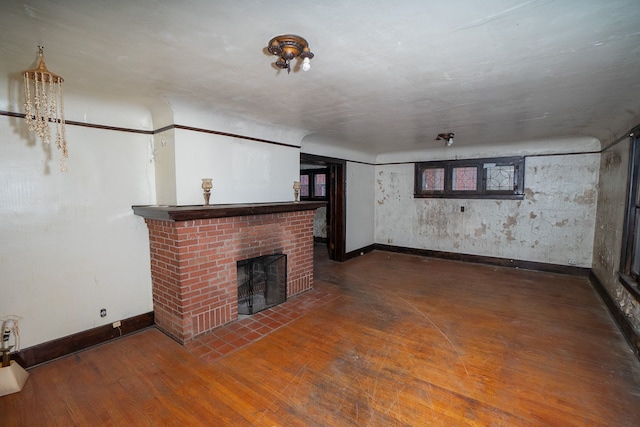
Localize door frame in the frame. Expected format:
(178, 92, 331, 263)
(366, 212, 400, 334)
(300, 153, 347, 262)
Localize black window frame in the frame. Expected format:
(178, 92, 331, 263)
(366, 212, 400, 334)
(619, 128, 640, 299)
(300, 168, 328, 200)
(414, 156, 525, 199)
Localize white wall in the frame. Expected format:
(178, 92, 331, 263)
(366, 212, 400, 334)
(377, 137, 602, 163)
(346, 161, 375, 253)
(0, 115, 155, 349)
(173, 129, 299, 205)
(0, 93, 307, 349)
(375, 152, 600, 267)
(300, 134, 376, 164)
(153, 128, 177, 205)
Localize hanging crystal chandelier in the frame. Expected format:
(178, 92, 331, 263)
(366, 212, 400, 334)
(22, 46, 68, 171)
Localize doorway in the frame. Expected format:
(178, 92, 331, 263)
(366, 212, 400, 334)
(300, 154, 346, 262)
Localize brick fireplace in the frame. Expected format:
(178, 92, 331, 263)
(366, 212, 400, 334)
(133, 202, 325, 343)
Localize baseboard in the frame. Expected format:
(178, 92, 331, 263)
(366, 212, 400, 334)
(314, 236, 328, 244)
(14, 312, 154, 369)
(345, 244, 376, 260)
(373, 243, 591, 276)
(589, 272, 640, 361)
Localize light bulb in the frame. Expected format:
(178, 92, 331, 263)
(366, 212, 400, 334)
(302, 57, 311, 71)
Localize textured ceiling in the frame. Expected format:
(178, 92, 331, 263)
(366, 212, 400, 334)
(1, 0, 639, 157)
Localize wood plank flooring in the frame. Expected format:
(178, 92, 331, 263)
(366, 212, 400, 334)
(2, 247, 640, 426)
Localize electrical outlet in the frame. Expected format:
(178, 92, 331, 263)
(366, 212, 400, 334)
(112, 320, 121, 328)
(100, 308, 107, 318)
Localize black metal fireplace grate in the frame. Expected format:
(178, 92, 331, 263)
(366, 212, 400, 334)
(237, 253, 287, 315)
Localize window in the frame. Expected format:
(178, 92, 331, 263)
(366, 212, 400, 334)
(452, 166, 477, 191)
(300, 174, 310, 197)
(414, 156, 525, 199)
(314, 173, 326, 197)
(300, 169, 328, 200)
(620, 129, 640, 298)
(422, 167, 445, 192)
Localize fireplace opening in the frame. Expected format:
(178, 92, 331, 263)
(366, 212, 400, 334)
(237, 253, 287, 315)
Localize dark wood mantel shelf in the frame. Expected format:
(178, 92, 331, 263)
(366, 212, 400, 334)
(132, 201, 326, 222)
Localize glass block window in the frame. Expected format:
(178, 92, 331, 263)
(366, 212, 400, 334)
(452, 167, 478, 191)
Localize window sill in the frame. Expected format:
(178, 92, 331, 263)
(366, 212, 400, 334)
(413, 193, 525, 200)
(618, 273, 640, 302)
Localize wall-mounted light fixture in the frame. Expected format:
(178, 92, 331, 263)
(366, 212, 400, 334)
(22, 46, 68, 171)
(267, 35, 314, 74)
(436, 132, 455, 147)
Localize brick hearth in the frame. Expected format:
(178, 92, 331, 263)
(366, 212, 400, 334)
(133, 202, 324, 343)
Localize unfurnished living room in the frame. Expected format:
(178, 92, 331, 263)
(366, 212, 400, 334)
(1, 1, 640, 425)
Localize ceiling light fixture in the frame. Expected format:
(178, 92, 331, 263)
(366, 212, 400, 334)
(22, 46, 68, 171)
(436, 132, 455, 147)
(267, 34, 314, 74)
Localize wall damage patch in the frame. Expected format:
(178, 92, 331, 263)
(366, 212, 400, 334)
(573, 189, 596, 205)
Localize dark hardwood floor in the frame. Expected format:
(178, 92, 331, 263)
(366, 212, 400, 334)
(2, 247, 640, 426)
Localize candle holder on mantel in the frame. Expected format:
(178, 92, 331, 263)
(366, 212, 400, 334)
(201, 178, 213, 206)
(293, 180, 301, 202)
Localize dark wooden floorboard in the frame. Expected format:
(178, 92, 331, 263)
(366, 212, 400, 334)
(2, 248, 640, 426)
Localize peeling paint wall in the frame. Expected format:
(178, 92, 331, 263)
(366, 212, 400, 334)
(375, 153, 599, 267)
(592, 139, 640, 332)
(313, 206, 327, 239)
